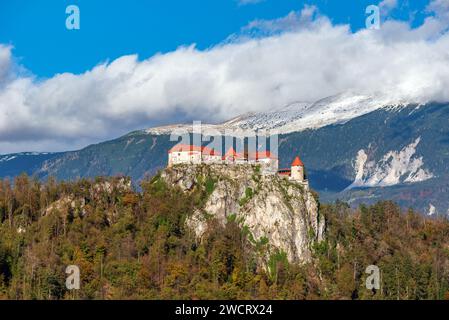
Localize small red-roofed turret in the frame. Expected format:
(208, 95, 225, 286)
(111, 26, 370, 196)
(291, 156, 304, 167)
(291, 155, 305, 181)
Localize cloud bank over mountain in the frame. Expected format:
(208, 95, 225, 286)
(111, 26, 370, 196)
(1, 1, 449, 152)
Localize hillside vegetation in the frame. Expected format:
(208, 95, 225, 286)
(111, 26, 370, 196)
(0, 173, 448, 299)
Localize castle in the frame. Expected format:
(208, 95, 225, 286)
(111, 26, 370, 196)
(168, 144, 307, 184)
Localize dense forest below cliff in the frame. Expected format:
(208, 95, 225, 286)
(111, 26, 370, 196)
(0, 173, 448, 300)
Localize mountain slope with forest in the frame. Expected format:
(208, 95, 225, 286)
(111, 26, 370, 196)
(0, 169, 448, 299)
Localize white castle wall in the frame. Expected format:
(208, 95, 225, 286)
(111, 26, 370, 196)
(169, 149, 308, 181)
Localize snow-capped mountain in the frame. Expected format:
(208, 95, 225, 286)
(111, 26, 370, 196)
(0, 95, 446, 216)
(145, 92, 414, 135)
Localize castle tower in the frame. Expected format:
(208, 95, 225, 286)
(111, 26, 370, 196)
(290, 156, 305, 182)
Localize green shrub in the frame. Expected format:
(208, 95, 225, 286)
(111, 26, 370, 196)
(239, 187, 254, 207)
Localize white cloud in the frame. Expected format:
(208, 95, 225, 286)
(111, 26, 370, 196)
(427, 0, 449, 15)
(242, 5, 323, 34)
(379, 0, 398, 16)
(1, 3, 449, 153)
(238, 0, 265, 6)
(0, 45, 13, 87)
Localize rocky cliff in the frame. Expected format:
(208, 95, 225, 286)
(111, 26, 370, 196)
(161, 164, 325, 264)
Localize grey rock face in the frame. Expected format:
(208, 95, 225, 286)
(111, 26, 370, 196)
(161, 164, 325, 264)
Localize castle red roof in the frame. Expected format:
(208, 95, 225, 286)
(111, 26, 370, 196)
(248, 151, 278, 160)
(202, 147, 219, 156)
(291, 156, 304, 167)
(169, 144, 220, 156)
(224, 147, 237, 157)
(223, 147, 245, 160)
(278, 168, 291, 176)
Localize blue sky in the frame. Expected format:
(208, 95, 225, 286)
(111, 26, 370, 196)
(0, 0, 430, 78)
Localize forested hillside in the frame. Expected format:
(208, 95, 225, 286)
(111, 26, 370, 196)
(0, 174, 448, 299)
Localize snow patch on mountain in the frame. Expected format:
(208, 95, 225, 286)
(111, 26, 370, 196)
(347, 137, 433, 189)
(428, 204, 436, 216)
(0, 156, 17, 162)
(144, 93, 413, 136)
(0, 152, 54, 162)
(352, 149, 368, 185)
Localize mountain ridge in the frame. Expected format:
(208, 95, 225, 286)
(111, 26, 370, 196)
(143, 92, 417, 136)
(1, 97, 448, 216)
